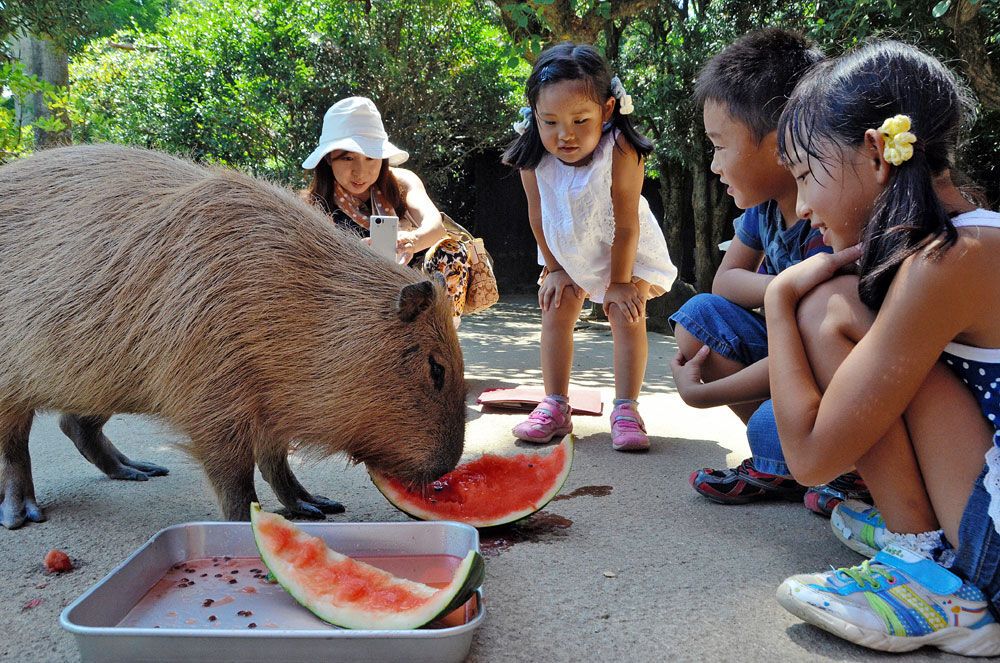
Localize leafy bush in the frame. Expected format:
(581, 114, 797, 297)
(69, 0, 526, 213)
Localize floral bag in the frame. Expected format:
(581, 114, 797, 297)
(439, 214, 499, 315)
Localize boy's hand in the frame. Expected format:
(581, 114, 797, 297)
(602, 281, 643, 322)
(670, 346, 711, 407)
(539, 270, 582, 311)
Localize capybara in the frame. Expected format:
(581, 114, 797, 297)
(0, 144, 466, 528)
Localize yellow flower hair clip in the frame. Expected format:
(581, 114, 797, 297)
(878, 114, 917, 166)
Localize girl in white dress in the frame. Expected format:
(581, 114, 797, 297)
(503, 43, 677, 452)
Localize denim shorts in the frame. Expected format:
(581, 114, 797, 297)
(950, 466, 1000, 616)
(745, 399, 789, 476)
(668, 293, 768, 366)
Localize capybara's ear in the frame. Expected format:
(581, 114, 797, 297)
(396, 280, 435, 323)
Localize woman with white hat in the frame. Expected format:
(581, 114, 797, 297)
(301, 97, 470, 320)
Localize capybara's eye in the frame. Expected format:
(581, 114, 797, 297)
(428, 356, 445, 391)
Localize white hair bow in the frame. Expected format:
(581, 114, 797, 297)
(513, 107, 532, 135)
(610, 76, 634, 115)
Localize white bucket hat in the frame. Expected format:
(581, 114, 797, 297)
(302, 97, 409, 169)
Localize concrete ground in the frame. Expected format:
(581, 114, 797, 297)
(0, 296, 958, 662)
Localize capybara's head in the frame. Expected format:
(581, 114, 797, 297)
(283, 257, 468, 486)
(345, 275, 467, 484)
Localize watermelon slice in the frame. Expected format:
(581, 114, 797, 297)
(249, 503, 484, 630)
(371, 435, 574, 528)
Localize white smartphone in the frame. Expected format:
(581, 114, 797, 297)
(369, 215, 399, 261)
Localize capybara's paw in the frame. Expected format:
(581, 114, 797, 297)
(277, 500, 329, 520)
(308, 495, 346, 514)
(106, 458, 169, 481)
(127, 459, 169, 476)
(0, 495, 45, 530)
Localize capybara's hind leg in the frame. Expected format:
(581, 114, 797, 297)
(0, 410, 45, 529)
(196, 441, 258, 521)
(257, 446, 345, 519)
(59, 414, 169, 480)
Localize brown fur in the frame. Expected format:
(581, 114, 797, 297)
(0, 144, 466, 527)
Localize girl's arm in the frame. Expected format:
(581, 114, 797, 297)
(392, 167, 446, 253)
(671, 351, 771, 408)
(764, 245, 977, 485)
(712, 238, 772, 308)
(521, 169, 560, 270)
(606, 135, 644, 321)
(521, 169, 580, 310)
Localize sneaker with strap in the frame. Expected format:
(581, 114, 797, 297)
(610, 402, 649, 452)
(831, 499, 948, 560)
(689, 457, 807, 504)
(512, 396, 572, 443)
(776, 544, 1000, 656)
(803, 471, 872, 518)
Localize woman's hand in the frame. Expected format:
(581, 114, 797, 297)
(768, 244, 863, 307)
(396, 230, 418, 264)
(670, 345, 711, 406)
(539, 269, 582, 311)
(602, 281, 643, 323)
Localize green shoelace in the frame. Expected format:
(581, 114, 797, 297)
(834, 560, 896, 591)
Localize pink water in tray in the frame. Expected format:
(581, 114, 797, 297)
(118, 554, 475, 630)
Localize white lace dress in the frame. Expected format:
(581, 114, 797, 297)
(534, 131, 677, 303)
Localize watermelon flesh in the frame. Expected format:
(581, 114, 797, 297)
(371, 435, 574, 528)
(249, 503, 484, 629)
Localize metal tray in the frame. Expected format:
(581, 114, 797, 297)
(60, 521, 484, 663)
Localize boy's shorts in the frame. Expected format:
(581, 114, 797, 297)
(668, 293, 768, 367)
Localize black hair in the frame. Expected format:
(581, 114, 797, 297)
(778, 40, 976, 310)
(695, 28, 825, 143)
(502, 42, 653, 169)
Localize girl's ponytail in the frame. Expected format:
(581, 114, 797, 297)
(502, 108, 547, 169)
(608, 76, 653, 160)
(858, 152, 956, 308)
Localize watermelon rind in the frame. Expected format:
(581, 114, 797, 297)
(370, 434, 575, 528)
(249, 503, 483, 630)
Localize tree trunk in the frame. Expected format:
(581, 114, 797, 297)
(951, 0, 1000, 111)
(12, 32, 71, 147)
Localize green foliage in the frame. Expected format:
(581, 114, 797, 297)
(69, 0, 526, 212)
(0, 61, 76, 162)
(0, 0, 166, 55)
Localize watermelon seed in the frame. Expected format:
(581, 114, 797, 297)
(203, 599, 214, 607)
(228, 579, 238, 584)
(208, 615, 217, 622)
(214, 574, 223, 578)
(248, 623, 257, 629)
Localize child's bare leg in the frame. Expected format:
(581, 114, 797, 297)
(675, 324, 762, 422)
(797, 275, 937, 533)
(609, 281, 652, 400)
(540, 287, 585, 396)
(904, 363, 993, 546)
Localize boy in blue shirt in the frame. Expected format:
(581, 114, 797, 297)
(668, 29, 868, 514)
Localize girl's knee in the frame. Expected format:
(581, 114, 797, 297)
(795, 275, 869, 341)
(607, 303, 646, 331)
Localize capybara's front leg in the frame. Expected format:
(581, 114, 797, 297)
(0, 410, 45, 529)
(59, 414, 169, 480)
(257, 445, 344, 519)
(196, 440, 258, 521)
